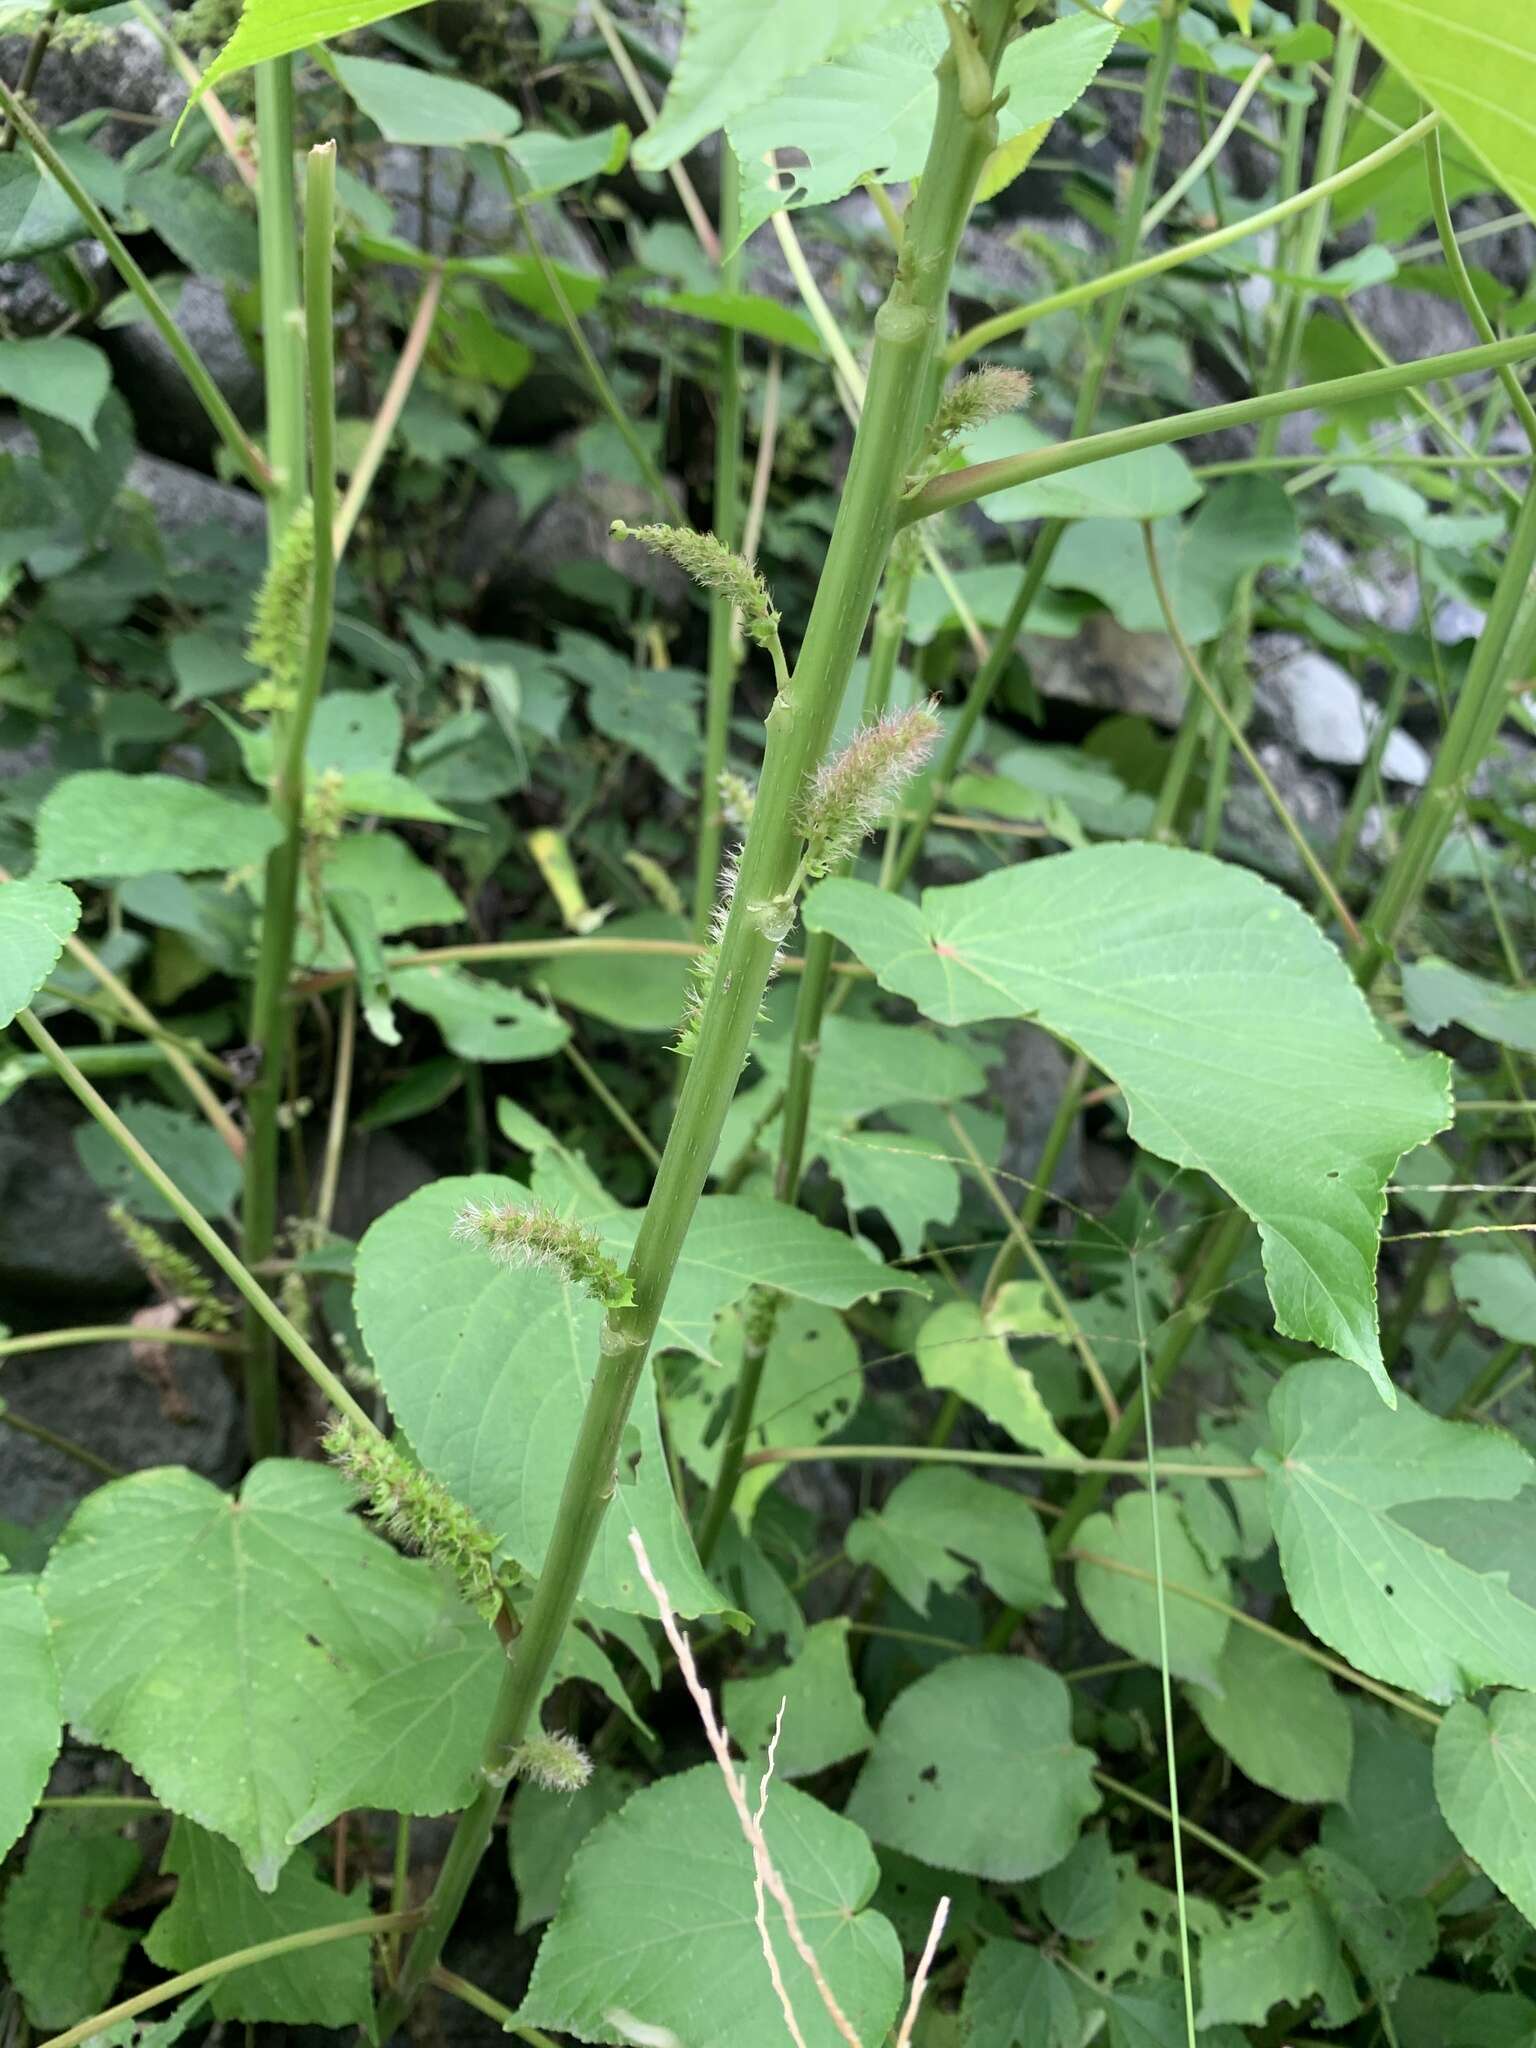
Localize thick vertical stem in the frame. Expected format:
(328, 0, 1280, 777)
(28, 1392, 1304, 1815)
(378, 9, 1018, 2020)
(240, 140, 337, 1459)
(695, 150, 746, 933)
(891, 0, 1183, 891)
(255, 61, 306, 532)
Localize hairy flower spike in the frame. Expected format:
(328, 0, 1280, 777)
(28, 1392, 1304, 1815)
(797, 701, 943, 877)
(452, 1198, 633, 1310)
(717, 769, 756, 831)
(674, 847, 781, 1060)
(910, 367, 1035, 491)
(508, 1730, 593, 1794)
(610, 521, 781, 650)
(109, 1204, 231, 1333)
(323, 1415, 501, 1618)
(244, 501, 315, 714)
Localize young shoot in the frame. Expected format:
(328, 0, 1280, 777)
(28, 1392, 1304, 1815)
(504, 1729, 593, 1794)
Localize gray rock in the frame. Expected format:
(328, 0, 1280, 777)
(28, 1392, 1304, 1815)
(108, 276, 263, 467)
(1024, 615, 1189, 727)
(1298, 526, 1420, 633)
(9, 20, 183, 154)
(322, 1130, 438, 1244)
(1221, 737, 1345, 885)
(1434, 596, 1488, 644)
(121, 450, 266, 557)
(989, 1023, 1082, 1211)
(455, 447, 688, 614)
(0, 1337, 240, 1531)
(0, 1093, 146, 1307)
(1253, 634, 1429, 783)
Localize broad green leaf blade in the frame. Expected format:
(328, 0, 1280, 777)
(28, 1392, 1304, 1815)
(966, 418, 1202, 523)
(1303, 1847, 1438, 2001)
(1197, 1870, 1360, 2031)
(0, 1577, 60, 1861)
(1320, 1702, 1455, 1899)
(960, 1940, 1081, 2048)
(724, 1618, 873, 1779)
(510, 123, 630, 201)
(1191, 1629, 1353, 1804)
(914, 1296, 1071, 1456)
(520, 1766, 903, 2048)
(0, 878, 79, 1029)
(1076, 1491, 1231, 1694)
(645, 288, 827, 357)
(76, 1100, 242, 1221)
(0, 1813, 138, 2028)
(806, 846, 1451, 1392)
(289, 1611, 502, 1842)
(634, 0, 933, 173)
(847, 1657, 1099, 1880)
(729, 12, 1117, 245)
(31, 772, 281, 882)
(1261, 1360, 1536, 1703)
(844, 1466, 1059, 1617)
(1434, 1694, 1536, 1926)
(0, 337, 109, 443)
(508, 1765, 640, 1934)
(202, 0, 432, 93)
(535, 912, 691, 1033)
(1334, 1, 1536, 226)
(353, 1175, 728, 1619)
(145, 1821, 372, 2027)
(40, 1462, 462, 1888)
(390, 964, 569, 1062)
(1452, 1250, 1536, 1344)
(1403, 955, 1536, 1054)
(332, 54, 521, 147)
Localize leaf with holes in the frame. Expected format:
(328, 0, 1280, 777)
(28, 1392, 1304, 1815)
(31, 773, 281, 882)
(806, 846, 1451, 1394)
(845, 1466, 1058, 1616)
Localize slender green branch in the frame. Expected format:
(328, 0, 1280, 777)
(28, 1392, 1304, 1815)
(36, 1912, 422, 2048)
(1427, 131, 1536, 451)
(742, 1444, 1261, 1479)
(1094, 1770, 1268, 1885)
(241, 141, 339, 1459)
(902, 333, 1536, 527)
(379, 9, 1020, 2019)
(0, 78, 268, 490)
(946, 109, 1439, 362)
(15, 1011, 379, 1439)
(333, 267, 444, 558)
(430, 1970, 559, 2047)
(256, 60, 307, 527)
(1, 1409, 121, 1478)
(695, 147, 746, 935)
(293, 934, 871, 998)
(0, 1326, 243, 1360)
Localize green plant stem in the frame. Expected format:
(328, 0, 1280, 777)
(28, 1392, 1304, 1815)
(694, 147, 745, 935)
(981, 1050, 1090, 1300)
(1326, 661, 1411, 903)
(1095, 1769, 1268, 1886)
(892, 0, 1181, 890)
(256, 61, 306, 527)
(1456, 1339, 1523, 1417)
(378, 12, 1017, 2020)
(1427, 132, 1536, 450)
(429, 1970, 559, 2046)
(0, 1326, 242, 1360)
(1355, 479, 1536, 990)
(1047, 1206, 1251, 1560)
(947, 108, 1438, 363)
(560, 1036, 662, 1170)
(1196, 451, 1530, 478)
(0, 80, 267, 489)
(36, 1912, 422, 2048)
(15, 1010, 378, 1438)
(38, 1795, 162, 1812)
(1, 1408, 121, 1478)
(240, 142, 338, 1460)
(294, 934, 871, 997)
(743, 1444, 1259, 1479)
(904, 332, 1536, 527)
(1142, 522, 1362, 946)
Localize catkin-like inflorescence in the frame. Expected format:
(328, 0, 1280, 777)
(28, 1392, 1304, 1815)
(322, 1416, 501, 1618)
(797, 701, 943, 877)
(452, 1198, 633, 1310)
(244, 501, 315, 714)
(109, 1204, 231, 1332)
(930, 365, 1034, 450)
(610, 521, 781, 649)
(674, 847, 782, 1059)
(508, 1730, 593, 1794)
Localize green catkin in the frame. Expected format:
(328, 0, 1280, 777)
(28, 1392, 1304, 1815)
(244, 501, 315, 714)
(452, 1198, 634, 1310)
(796, 700, 943, 876)
(909, 364, 1034, 491)
(609, 521, 781, 649)
(501, 1730, 593, 1794)
(322, 1415, 502, 1619)
(108, 1204, 231, 1333)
